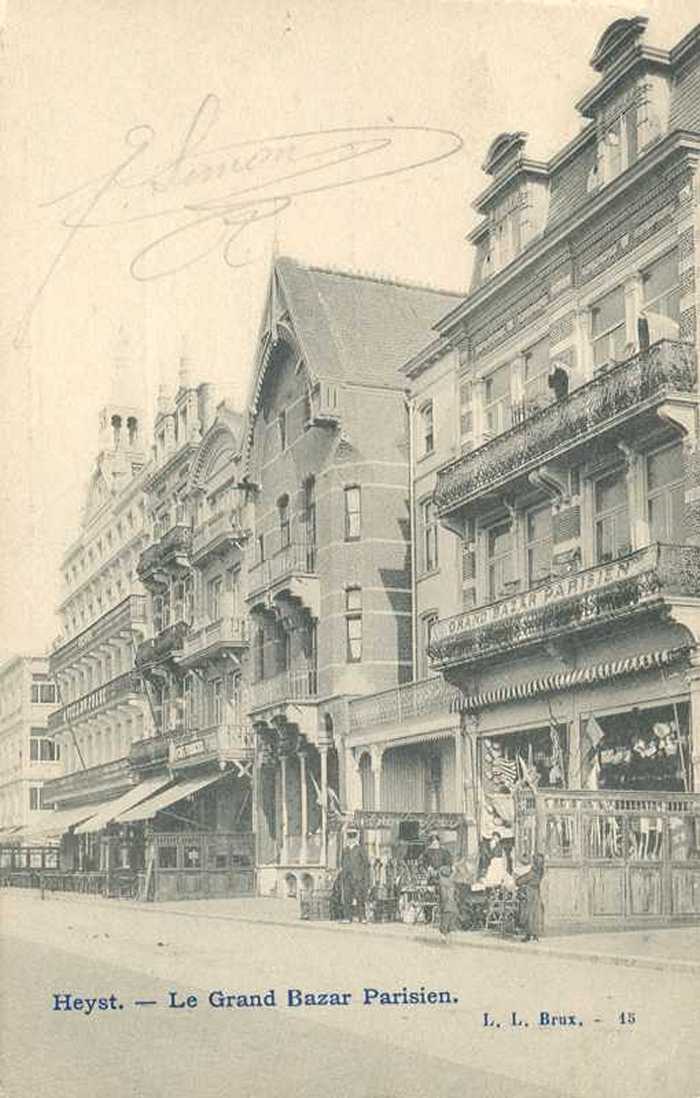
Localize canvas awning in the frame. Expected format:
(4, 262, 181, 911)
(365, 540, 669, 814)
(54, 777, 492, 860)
(17, 804, 100, 840)
(115, 772, 225, 824)
(73, 776, 175, 835)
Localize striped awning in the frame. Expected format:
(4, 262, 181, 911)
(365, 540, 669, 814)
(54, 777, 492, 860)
(451, 646, 690, 714)
(73, 776, 174, 835)
(115, 772, 225, 824)
(17, 804, 100, 840)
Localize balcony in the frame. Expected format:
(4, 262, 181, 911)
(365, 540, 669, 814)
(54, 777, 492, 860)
(435, 341, 697, 521)
(308, 380, 341, 427)
(128, 734, 172, 771)
(249, 670, 318, 735)
(42, 757, 135, 809)
(429, 543, 700, 670)
(247, 541, 320, 618)
(169, 722, 255, 769)
(48, 671, 144, 733)
(137, 524, 192, 589)
(50, 596, 147, 674)
(179, 617, 249, 669)
(348, 676, 458, 735)
(191, 510, 250, 566)
(135, 620, 189, 672)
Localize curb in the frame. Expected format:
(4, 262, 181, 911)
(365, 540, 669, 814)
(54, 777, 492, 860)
(15, 889, 700, 975)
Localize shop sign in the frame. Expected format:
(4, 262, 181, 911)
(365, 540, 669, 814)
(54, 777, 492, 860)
(170, 739, 206, 763)
(353, 810, 464, 831)
(432, 550, 653, 645)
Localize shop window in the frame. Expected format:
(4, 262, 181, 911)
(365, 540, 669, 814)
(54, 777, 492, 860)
(526, 505, 553, 586)
(544, 816, 576, 860)
(207, 576, 223, 622)
(584, 703, 690, 792)
(345, 588, 362, 663)
(522, 335, 551, 412)
(594, 468, 630, 563)
(344, 486, 361, 541)
(459, 380, 474, 452)
(481, 726, 567, 794)
(591, 286, 626, 370)
(642, 249, 680, 327)
(585, 816, 624, 859)
(419, 401, 434, 456)
(647, 443, 685, 543)
(158, 845, 178, 869)
(278, 495, 290, 549)
(487, 521, 513, 601)
(421, 499, 438, 574)
(484, 364, 512, 438)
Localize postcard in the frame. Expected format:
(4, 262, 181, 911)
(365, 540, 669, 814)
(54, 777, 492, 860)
(1, 2, 699, 1096)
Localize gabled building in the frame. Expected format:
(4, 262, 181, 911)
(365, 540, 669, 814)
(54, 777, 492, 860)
(244, 257, 460, 895)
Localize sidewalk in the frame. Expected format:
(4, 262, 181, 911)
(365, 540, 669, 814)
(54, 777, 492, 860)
(12, 888, 700, 975)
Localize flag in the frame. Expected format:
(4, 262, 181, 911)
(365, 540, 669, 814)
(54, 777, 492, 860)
(518, 754, 540, 792)
(549, 721, 567, 785)
(582, 715, 605, 790)
(490, 756, 518, 791)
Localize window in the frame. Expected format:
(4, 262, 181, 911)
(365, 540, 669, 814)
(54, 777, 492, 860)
(484, 364, 512, 437)
(226, 671, 242, 721)
(29, 787, 48, 811)
(419, 401, 434, 456)
(278, 495, 290, 549)
(526, 505, 554, 586)
(595, 469, 630, 563)
(255, 624, 265, 682)
(345, 588, 363, 662)
(647, 443, 685, 543)
(211, 678, 223, 725)
(226, 567, 240, 616)
(421, 613, 438, 677)
(255, 534, 265, 565)
(207, 576, 223, 622)
(591, 286, 626, 370)
(30, 679, 57, 705)
(183, 674, 193, 730)
(642, 250, 680, 326)
(303, 477, 317, 545)
(523, 335, 551, 410)
(344, 486, 361, 541)
(487, 522, 513, 601)
(459, 380, 474, 451)
(277, 410, 287, 452)
(30, 733, 59, 762)
(421, 499, 438, 573)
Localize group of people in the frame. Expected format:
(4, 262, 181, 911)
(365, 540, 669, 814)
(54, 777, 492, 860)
(334, 829, 545, 943)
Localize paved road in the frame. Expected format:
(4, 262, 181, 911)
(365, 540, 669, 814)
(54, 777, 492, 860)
(1, 892, 698, 1098)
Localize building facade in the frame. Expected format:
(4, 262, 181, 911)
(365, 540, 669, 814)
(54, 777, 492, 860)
(425, 17, 700, 927)
(0, 656, 61, 862)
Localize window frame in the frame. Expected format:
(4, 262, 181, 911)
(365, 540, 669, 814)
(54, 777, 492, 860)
(419, 400, 434, 457)
(345, 587, 363, 663)
(344, 485, 362, 542)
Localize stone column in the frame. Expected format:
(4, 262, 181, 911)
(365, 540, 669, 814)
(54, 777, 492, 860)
(279, 751, 289, 864)
(370, 745, 384, 811)
(454, 728, 465, 813)
(298, 748, 309, 863)
(344, 748, 363, 813)
(319, 742, 329, 867)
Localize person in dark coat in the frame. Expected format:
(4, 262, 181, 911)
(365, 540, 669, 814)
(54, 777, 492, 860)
(437, 865, 459, 942)
(516, 853, 545, 941)
(420, 834, 453, 878)
(340, 830, 370, 923)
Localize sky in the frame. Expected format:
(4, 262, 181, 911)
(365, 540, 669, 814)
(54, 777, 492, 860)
(1, 0, 698, 661)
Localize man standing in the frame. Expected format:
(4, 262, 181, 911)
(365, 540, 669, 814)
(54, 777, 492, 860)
(340, 829, 370, 923)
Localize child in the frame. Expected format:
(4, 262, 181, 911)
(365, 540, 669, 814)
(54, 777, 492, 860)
(437, 864, 459, 942)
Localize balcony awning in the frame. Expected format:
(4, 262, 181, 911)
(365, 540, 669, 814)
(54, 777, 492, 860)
(16, 804, 101, 840)
(73, 776, 174, 835)
(115, 772, 226, 824)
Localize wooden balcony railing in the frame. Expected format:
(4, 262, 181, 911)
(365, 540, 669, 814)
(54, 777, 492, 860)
(41, 757, 134, 806)
(137, 525, 192, 586)
(429, 543, 700, 669)
(348, 676, 456, 733)
(180, 617, 249, 664)
(435, 341, 697, 517)
(135, 620, 189, 670)
(248, 540, 318, 596)
(250, 669, 318, 710)
(191, 510, 249, 563)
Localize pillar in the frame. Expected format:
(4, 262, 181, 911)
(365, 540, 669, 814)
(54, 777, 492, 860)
(344, 748, 363, 813)
(454, 728, 465, 813)
(687, 654, 700, 792)
(299, 748, 309, 863)
(279, 752, 289, 864)
(370, 745, 384, 811)
(319, 743, 329, 867)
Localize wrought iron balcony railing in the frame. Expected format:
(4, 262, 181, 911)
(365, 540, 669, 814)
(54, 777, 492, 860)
(135, 620, 189, 670)
(180, 617, 249, 666)
(191, 510, 249, 564)
(249, 668, 318, 711)
(348, 676, 457, 733)
(435, 341, 697, 517)
(137, 525, 192, 587)
(48, 671, 143, 732)
(248, 540, 318, 597)
(429, 543, 700, 669)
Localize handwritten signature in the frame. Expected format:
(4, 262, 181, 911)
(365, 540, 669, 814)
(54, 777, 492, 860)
(15, 94, 463, 347)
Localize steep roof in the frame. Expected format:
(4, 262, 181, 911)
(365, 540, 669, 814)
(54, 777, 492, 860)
(275, 257, 462, 389)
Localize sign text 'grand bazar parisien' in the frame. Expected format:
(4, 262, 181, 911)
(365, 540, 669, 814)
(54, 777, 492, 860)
(430, 551, 655, 646)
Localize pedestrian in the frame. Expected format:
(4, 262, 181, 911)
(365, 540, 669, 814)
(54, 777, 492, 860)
(437, 865, 459, 943)
(420, 833, 453, 879)
(340, 829, 370, 923)
(516, 852, 545, 941)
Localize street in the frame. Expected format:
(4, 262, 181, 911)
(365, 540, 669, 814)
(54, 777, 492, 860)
(1, 891, 698, 1098)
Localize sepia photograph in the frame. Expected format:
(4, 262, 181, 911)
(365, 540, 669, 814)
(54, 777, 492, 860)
(1, 1, 699, 1095)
